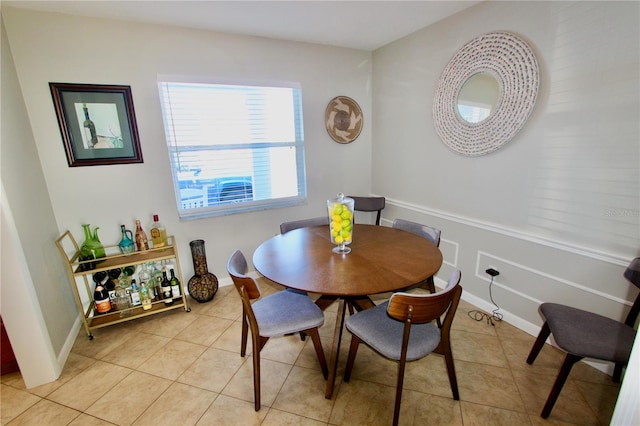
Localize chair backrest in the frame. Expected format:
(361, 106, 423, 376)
(348, 196, 386, 225)
(623, 257, 640, 327)
(387, 270, 461, 325)
(280, 216, 329, 234)
(227, 249, 261, 300)
(624, 257, 640, 289)
(392, 218, 441, 247)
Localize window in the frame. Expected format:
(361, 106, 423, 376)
(158, 78, 307, 219)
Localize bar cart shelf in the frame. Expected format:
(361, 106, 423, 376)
(56, 230, 190, 339)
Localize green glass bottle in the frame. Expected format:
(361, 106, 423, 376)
(169, 268, 181, 299)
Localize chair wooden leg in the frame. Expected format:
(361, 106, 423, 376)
(252, 338, 261, 411)
(434, 337, 459, 400)
(541, 353, 582, 418)
(343, 335, 361, 382)
(306, 328, 329, 379)
(240, 317, 249, 357)
(613, 363, 624, 382)
(443, 349, 459, 400)
(527, 322, 551, 365)
(393, 358, 407, 426)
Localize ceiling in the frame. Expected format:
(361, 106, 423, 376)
(4, 0, 482, 51)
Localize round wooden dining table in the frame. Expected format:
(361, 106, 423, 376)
(253, 224, 443, 398)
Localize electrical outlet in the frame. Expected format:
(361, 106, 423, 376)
(485, 268, 500, 277)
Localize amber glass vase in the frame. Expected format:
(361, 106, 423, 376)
(187, 240, 218, 303)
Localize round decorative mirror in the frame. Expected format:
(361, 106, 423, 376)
(457, 72, 500, 123)
(433, 32, 539, 156)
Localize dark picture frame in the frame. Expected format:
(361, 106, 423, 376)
(49, 83, 143, 166)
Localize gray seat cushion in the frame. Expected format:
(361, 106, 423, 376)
(253, 289, 324, 337)
(541, 302, 636, 363)
(346, 301, 440, 361)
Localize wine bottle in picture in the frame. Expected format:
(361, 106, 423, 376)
(149, 214, 168, 248)
(82, 103, 99, 147)
(161, 269, 174, 306)
(130, 279, 141, 306)
(135, 220, 149, 251)
(169, 267, 181, 298)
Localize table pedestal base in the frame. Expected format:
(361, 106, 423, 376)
(315, 295, 376, 399)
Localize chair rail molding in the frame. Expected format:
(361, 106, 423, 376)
(383, 197, 631, 266)
(476, 251, 634, 309)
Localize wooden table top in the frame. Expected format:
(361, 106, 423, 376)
(253, 224, 443, 297)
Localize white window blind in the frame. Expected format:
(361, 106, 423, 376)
(158, 78, 307, 219)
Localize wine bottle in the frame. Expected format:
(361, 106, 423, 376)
(105, 277, 117, 309)
(149, 214, 168, 248)
(140, 282, 152, 311)
(94, 284, 111, 314)
(161, 269, 174, 306)
(134, 220, 149, 251)
(138, 263, 152, 299)
(82, 103, 99, 147)
(169, 268, 181, 299)
(149, 262, 163, 302)
(116, 277, 132, 318)
(130, 279, 141, 306)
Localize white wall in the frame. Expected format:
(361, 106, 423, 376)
(2, 6, 373, 288)
(2, 6, 373, 386)
(1, 21, 74, 386)
(372, 0, 639, 335)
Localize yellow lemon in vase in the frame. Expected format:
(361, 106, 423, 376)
(327, 193, 355, 254)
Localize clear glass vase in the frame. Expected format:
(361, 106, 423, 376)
(327, 193, 355, 254)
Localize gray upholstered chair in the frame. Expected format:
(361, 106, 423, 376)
(392, 218, 442, 293)
(279, 216, 329, 234)
(227, 250, 328, 411)
(348, 196, 386, 225)
(526, 257, 640, 419)
(343, 270, 462, 426)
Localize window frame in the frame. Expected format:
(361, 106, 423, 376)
(158, 76, 308, 220)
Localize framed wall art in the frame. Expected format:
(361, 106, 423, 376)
(49, 83, 143, 166)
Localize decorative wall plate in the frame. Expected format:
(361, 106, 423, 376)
(325, 96, 363, 144)
(433, 31, 540, 156)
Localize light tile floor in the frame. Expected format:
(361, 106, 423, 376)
(1, 281, 622, 425)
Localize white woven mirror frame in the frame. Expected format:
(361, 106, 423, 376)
(433, 31, 540, 156)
